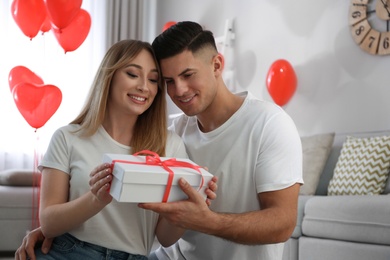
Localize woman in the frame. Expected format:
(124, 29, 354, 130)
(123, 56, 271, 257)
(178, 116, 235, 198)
(32, 40, 216, 260)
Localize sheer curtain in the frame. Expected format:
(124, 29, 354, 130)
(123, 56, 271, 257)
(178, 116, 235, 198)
(0, 0, 154, 170)
(105, 0, 157, 45)
(0, 1, 107, 169)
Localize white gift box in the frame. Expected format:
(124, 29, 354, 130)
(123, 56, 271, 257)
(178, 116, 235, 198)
(103, 153, 213, 203)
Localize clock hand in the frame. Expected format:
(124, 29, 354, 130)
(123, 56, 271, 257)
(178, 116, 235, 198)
(381, 0, 390, 17)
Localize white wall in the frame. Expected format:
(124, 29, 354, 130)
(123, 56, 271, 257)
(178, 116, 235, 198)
(153, 0, 390, 136)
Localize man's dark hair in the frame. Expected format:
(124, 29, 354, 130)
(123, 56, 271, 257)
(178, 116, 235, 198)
(152, 21, 217, 61)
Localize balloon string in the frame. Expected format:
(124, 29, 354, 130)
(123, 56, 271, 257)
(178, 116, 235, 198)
(32, 130, 41, 230)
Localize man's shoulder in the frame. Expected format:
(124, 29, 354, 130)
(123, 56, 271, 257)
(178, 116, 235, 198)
(236, 93, 285, 125)
(169, 114, 197, 134)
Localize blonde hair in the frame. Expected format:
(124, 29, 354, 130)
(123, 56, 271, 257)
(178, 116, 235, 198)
(70, 40, 167, 156)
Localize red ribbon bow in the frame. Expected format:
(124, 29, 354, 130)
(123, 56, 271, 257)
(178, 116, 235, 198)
(111, 150, 204, 202)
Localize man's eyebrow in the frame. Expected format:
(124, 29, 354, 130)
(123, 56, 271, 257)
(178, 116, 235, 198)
(164, 68, 194, 80)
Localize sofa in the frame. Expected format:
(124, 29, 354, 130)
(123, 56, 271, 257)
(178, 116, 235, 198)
(0, 151, 39, 253)
(283, 130, 390, 260)
(1, 131, 390, 259)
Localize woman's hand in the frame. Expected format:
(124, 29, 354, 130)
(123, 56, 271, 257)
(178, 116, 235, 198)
(205, 176, 218, 207)
(89, 163, 113, 204)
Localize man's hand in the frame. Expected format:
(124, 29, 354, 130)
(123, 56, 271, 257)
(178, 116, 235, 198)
(138, 177, 217, 231)
(15, 227, 53, 260)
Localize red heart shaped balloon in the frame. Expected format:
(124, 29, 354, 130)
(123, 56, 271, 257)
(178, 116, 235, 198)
(52, 9, 91, 53)
(11, 0, 46, 39)
(12, 83, 62, 129)
(266, 59, 297, 106)
(163, 21, 177, 32)
(44, 0, 82, 30)
(8, 66, 44, 93)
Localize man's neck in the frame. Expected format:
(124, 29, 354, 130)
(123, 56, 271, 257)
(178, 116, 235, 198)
(197, 89, 244, 133)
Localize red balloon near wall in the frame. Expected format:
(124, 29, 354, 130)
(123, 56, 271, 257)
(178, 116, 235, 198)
(8, 66, 44, 93)
(11, 0, 46, 39)
(163, 21, 176, 32)
(40, 13, 52, 34)
(12, 83, 62, 129)
(44, 0, 82, 30)
(266, 59, 297, 106)
(52, 9, 91, 53)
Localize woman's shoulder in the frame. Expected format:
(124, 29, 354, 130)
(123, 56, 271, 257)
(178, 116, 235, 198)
(49, 124, 82, 141)
(53, 124, 81, 134)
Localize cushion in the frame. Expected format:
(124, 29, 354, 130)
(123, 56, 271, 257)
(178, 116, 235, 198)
(385, 173, 390, 194)
(0, 169, 39, 186)
(328, 136, 390, 195)
(300, 133, 335, 195)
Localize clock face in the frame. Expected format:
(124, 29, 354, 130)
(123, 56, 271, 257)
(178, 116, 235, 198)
(349, 0, 390, 55)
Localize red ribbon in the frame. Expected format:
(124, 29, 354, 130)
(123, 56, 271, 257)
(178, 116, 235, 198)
(111, 150, 204, 202)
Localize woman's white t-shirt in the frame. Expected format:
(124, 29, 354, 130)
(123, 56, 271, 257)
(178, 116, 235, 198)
(39, 124, 187, 256)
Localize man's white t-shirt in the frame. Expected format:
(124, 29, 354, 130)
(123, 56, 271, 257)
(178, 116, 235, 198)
(155, 91, 303, 260)
(39, 124, 188, 256)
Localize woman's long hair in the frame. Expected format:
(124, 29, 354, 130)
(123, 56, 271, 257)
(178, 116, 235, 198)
(70, 40, 167, 156)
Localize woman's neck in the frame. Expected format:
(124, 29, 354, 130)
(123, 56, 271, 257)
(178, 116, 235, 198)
(102, 113, 137, 146)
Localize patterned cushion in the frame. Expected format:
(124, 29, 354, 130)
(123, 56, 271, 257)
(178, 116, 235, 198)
(328, 136, 390, 195)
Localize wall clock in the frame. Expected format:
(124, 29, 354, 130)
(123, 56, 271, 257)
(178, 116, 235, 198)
(349, 0, 390, 55)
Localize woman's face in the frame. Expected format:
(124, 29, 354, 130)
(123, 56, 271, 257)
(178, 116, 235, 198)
(109, 49, 159, 117)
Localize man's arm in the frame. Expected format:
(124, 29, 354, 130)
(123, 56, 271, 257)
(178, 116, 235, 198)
(147, 176, 218, 247)
(140, 182, 300, 245)
(207, 183, 300, 244)
(14, 227, 53, 260)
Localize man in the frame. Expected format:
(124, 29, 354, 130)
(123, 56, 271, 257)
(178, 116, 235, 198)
(142, 21, 303, 260)
(16, 21, 303, 260)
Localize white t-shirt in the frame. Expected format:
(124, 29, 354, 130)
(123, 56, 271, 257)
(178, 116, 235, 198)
(155, 91, 303, 260)
(39, 124, 188, 256)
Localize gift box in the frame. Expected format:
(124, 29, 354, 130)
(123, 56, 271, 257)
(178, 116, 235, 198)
(102, 152, 213, 203)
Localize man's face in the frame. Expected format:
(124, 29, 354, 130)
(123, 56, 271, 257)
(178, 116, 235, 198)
(160, 50, 218, 117)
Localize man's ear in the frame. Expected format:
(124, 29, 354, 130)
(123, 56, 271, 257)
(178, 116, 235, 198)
(213, 53, 224, 76)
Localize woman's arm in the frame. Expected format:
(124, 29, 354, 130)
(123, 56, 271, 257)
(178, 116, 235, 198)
(39, 165, 112, 238)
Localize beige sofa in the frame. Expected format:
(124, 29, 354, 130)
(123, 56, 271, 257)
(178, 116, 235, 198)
(283, 131, 390, 260)
(0, 152, 39, 253)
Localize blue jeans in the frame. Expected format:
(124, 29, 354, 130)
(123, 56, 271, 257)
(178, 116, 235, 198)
(148, 252, 159, 260)
(34, 233, 147, 260)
